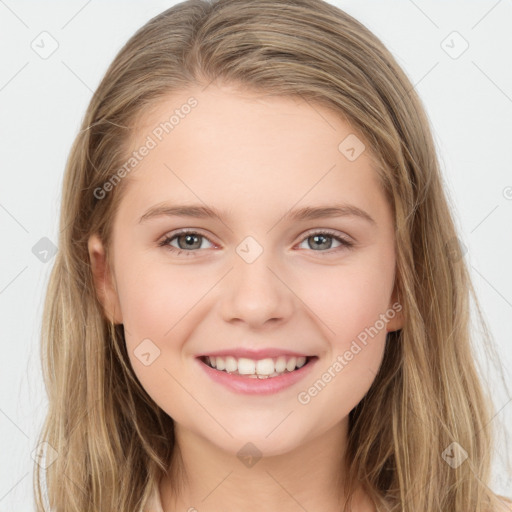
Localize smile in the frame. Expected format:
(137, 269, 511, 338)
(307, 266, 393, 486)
(197, 354, 318, 395)
(200, 355, 311, 379)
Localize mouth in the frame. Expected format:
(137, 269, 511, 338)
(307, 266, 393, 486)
(198, 354, 318, 379)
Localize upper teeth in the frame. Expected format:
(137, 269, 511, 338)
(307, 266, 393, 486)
(206, 355, 307, 377)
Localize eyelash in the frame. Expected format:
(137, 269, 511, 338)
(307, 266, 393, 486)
(158, 228, 354, 257)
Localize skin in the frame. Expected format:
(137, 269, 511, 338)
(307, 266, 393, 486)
(88, 83, 403, 512)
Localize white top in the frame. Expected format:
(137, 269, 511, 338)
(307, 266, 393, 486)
(144, 485, 164, 512)
(144, 486, 512, 512)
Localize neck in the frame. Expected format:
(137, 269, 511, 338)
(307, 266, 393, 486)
(159, 418, 373, 512)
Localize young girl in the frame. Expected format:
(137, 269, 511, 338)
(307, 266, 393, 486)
(35, 0, 511, 510)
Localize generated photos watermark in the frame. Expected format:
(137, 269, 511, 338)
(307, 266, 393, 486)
(93, 96, 198, 200)
(297, 301, 402, 405)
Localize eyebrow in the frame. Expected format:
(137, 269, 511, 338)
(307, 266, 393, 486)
(138, 202, 376, 226)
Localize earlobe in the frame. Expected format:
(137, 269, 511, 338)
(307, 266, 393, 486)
(386, 283, 404, 333)
(386, 306, 403, 333)
(87, 233, 123, 325)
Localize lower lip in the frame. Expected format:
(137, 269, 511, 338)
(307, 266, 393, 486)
(196, 357, 318, 395)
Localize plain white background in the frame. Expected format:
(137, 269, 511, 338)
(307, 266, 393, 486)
(0, 0, 511, 509)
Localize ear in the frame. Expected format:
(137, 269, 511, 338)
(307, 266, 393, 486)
(87, 233, 123, 325)
(386, 279, 404, 333)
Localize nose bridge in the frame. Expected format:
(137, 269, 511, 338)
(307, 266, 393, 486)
(220, 237, 294, 326)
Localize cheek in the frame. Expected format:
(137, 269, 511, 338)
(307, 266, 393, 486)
(294, 251, 395, 402)
(114, 256, 220, 373)
(299, 256, 395, 345)
(116, 259, 201, 343)
(293, 261, 392, 422)
(114, 262, 202, 415)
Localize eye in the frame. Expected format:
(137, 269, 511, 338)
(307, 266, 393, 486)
(158, 228, 354, 257)
(158, 230, 215, 257)
(296, 230, 354, 255)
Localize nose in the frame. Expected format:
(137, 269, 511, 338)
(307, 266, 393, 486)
(219, 250, 295, 329)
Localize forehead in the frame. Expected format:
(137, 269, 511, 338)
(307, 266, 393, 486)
(133, 84, 363, 154)
(118, 84, 387, 223)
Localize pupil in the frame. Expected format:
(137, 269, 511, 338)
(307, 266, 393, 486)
(311, 234, 330, 250)
(180, 234, 200, 249)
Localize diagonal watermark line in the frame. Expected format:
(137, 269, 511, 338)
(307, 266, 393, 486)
(471, 265, 512, 309)
(0, 266, 28, 295)
(467, 462, 512, 508)
(59, 216, 74, 234)
(472, 61, 512, 105)
(0, 202, 29, 233)
(0, 472, 29, 503)
(200, 74, 218, 93)
(163, 367, 234, 438)
(266, 164, 337, 234)
(163, 268, 233, 337)
(470, 204, 499, 233)
(61, 61, 93, 93)
(266, 470, 310, 511)
(266, 266, 336, 334)
(473, 396, 512, 442)
(407, 0, 439, 29)
(201, 471, 233, 502)
(405, 61, 439, 97)
(0, 0, 29, 28)
(471, 0, 503, 30)
(0, 62, 29, 92)
(296, 92, 337, 131)
(63, 473, 95, 508)
(0, 408, 29, 439)
(68, 398, 103, 440)
(61, 0, 92, 29)
(164, 163, 234, 234)
(265, 410, 294, 438)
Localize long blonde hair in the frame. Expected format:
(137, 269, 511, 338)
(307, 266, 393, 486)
(35, 0, 511, 510)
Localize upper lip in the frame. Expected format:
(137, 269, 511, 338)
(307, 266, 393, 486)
(197, 348, 314, 360)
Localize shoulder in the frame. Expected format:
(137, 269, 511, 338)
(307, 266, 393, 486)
(496, 495, 512, 512)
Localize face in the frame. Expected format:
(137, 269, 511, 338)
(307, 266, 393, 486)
(88, 83, 402, 457)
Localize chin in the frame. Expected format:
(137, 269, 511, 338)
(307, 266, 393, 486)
(214, 427, 304, 459)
